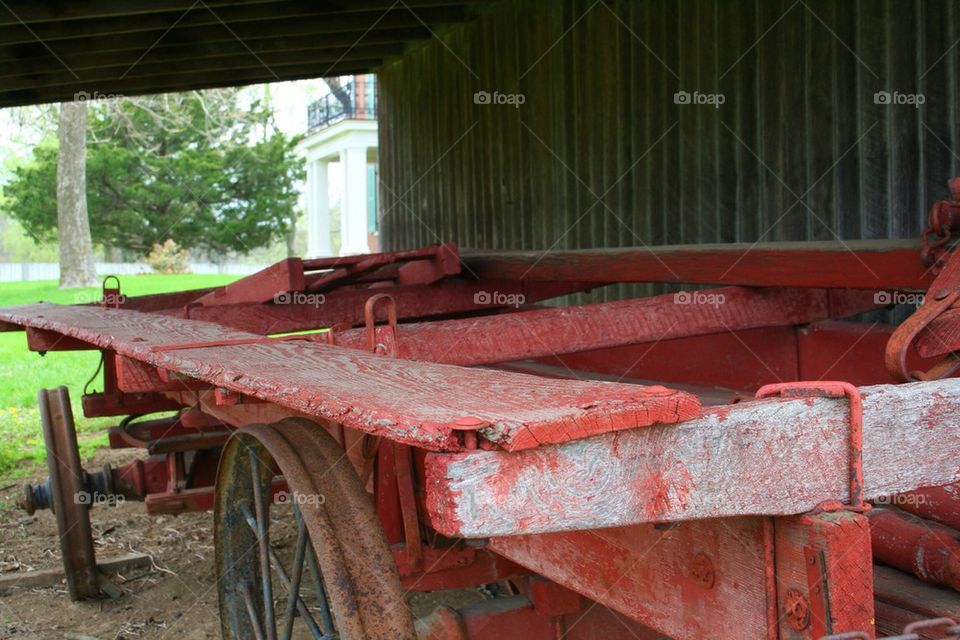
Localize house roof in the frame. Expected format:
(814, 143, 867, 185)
(0, 0, 485, 107)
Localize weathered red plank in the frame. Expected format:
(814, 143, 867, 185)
(0, 303, 698, 451)
(330, 287, 881, 366)
(425, 378, 960, 535)
(190, 257, 305, 307)
(182, 279, 590, 335)
(462, 239, 932, 290)
(487, 518, 775, 639)
(486, 513, 872, 640)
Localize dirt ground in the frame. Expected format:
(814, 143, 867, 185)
(0, 448, 484, 640)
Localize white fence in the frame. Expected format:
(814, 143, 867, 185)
(0, 262, 267, 282)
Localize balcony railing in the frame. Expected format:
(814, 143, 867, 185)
(307, 75, 377, 131)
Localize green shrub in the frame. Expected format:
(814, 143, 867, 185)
(146, 239, 190, 274)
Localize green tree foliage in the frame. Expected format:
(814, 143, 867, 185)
(2, 89, 303, 257)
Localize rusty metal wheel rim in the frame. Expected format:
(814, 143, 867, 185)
(215, 419, 415, 640)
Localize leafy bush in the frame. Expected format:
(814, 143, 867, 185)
(146, 239, 190, 274)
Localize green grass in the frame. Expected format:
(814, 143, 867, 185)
(0, 273, 240, 479)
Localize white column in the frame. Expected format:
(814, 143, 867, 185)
(306, 159, 332, 257)
(339, 146, 370, 255)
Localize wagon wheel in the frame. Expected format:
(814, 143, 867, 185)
(215, 418, 415, 640)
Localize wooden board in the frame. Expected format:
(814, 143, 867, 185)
(0, 303, 698, 451)
(426, 378, 960, 535)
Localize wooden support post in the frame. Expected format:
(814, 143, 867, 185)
(774, 511, 874, 638)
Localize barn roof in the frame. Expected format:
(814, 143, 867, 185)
(0, 0, 484, 108)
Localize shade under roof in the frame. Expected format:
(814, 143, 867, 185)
(0, 0, 484, 107)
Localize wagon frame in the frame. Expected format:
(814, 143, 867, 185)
(4, 193, 960, 639)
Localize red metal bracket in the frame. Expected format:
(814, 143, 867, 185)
(364, 293, 399, 356)
(755, 381, 866, 511)
(921, 177, 960, 272)
(885, 246, 960, 382)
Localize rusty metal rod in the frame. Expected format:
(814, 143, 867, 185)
(869, 508, 960, 591)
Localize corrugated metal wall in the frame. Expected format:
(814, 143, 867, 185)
(378, 0, 960, 286)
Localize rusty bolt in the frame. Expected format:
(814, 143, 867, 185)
(690, 553, 715, 589)
(934, 288, 951, 301)
(785, 589, 810, 631)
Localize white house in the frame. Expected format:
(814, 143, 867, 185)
(297, 75, 379, 257)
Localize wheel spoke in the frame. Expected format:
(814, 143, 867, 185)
(249, 451, 278, 640)
(240, 504, 325, 639)
(240, 582, 267, 640)
(281, 520, 309, 640)
(303, 532, 335, 635)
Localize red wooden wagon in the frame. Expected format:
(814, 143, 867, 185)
(4, 189, 960, 639)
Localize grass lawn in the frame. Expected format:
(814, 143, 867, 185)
(0, 273, 240, 479)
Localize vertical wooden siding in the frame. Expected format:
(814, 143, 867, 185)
(378, 0, 960, 290)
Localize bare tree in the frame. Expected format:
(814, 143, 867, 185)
(324, 76, 353, 114)
(56, 100, 99, 288)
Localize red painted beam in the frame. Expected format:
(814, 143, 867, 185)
(425, 378, 960, 536)
(329, 287, 882, 366)
(25, 327, 92, 351)
(190, 257, 305, 307)
(484, 513, 873, 640)
(182, 279, 590, 335)
(81, 391, 183, 418)
(462, 239, 931, 290)
(893, 483, 960, 530)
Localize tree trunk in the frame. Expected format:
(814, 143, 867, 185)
(56, 100, 98, 288)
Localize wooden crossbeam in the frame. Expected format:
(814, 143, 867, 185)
(330, 287, 881, 366)
(425, 378, 960, 536)
(0, 4, 469, 45)
(461, 239, 932, 290)
(0, 553, 152, 593)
